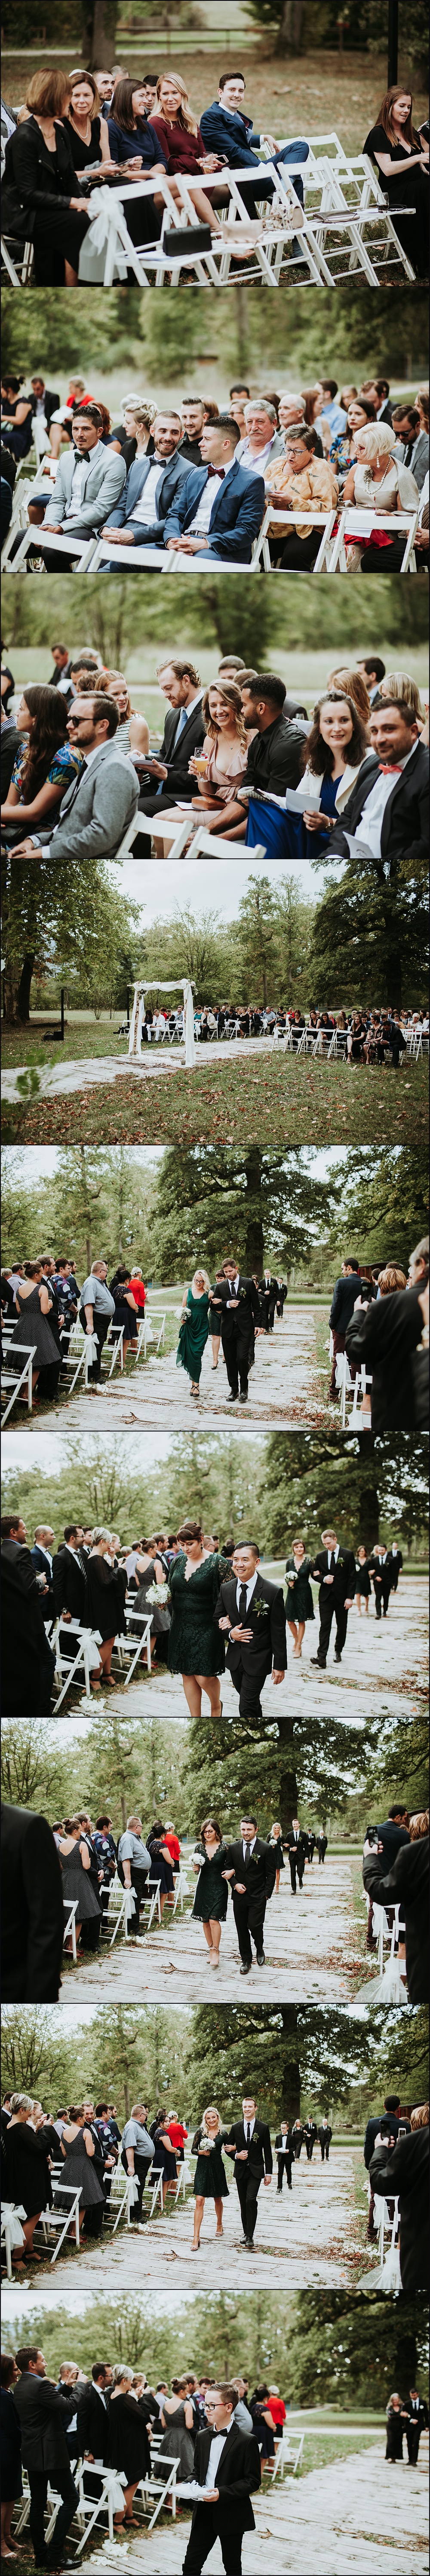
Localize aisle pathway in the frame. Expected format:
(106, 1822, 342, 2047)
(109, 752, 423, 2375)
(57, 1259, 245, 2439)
(71, 2442, 427, 2575)
(66, 1850, 361, 2004)
(103, 1578, 428, 1721)
(1, 1036, 273, 1102)
(49, 2138, 362, 2294)
(49, 1307, 323, 1431)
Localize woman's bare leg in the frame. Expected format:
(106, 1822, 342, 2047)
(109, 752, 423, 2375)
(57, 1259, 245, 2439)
(192, 2193, 205, 2247)
(64, 261, 79, 287)
(196, 1673, 222, 1715)
(211, 1335, 221, 1367)
(202, 1919, 214, 1950)
(181, 1674, 203, 1716)
(99, 1635, 116, 1679)
(287, 1619, 298, 1650)
(214, 2195, 224, 2235)
(209, 1917, 221, 1963)
(355, 1593, 362, 1615)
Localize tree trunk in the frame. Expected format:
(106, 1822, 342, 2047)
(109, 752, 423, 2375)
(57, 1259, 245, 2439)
(15, 952, 35, 1022)
(278, 1715, 298, 1830)
(280, 2006, 301, 2118)
(87, 0, 118, 70)
(80, 1147, 92, 1272)
(244, 1148, 264, 1273)
(279, 1, 304, 51)
(123, 2079, 129, 2120)
(358, 1475, 380, 1550)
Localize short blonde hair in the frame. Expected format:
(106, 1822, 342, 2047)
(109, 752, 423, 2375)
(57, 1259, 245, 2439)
(410, 2103, 429, 2127)
(354, 422, 396, 461)
(409, 1811, 429, 1839)
(378, 1265, 407, 1294)
(383, 671, 423, 717)
(192, 1267, 211, 1294)
(200, 2104, 222, 2136)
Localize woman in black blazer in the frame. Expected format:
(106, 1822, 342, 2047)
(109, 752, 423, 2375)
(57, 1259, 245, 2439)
(2, 70, 90, 284)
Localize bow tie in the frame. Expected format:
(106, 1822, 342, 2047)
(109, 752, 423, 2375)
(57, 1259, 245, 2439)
(205, 464, 225, 479)
(378, 763, 402, 774)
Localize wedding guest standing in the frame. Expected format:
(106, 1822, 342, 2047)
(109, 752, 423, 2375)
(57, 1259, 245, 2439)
(215, 1541, 286, 1722)
(59, 2107, 105, 2236)
(85, 1530, 127, 1688)
(211, 1262, 261, 1405)
(208, 1270, 227, 1371)
(1, 2354, 22, 2557)
(167, 1520, 230, 1718)
(224, 2097, 273, 2246)
(191, 1817, 230, 1969)
(58, 1818, 101, 1951)
(3, 2095, 59, 2266)
(181, 2383, 261, 2573)
(310, 1528, 356, 1668)
(222, 1814, 277, 1975)
(7, 1262, 61, 1404)
(269, 1821, 285, 1891)
(275, 2121, 294, 2191)
(190, 2106, 230, 2249)
(355, 1546, 372, 1613)
(108, 2367, 151, 2524)
(285, 1538, 315, 1657)
(176, 1270, 211, 1398)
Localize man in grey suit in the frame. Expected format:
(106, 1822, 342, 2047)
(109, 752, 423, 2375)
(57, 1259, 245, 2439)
(31, 403, 126, 568)
(10, 696, 139, 865)
(13, 2346, 79, 2566)
(103, 409, 188, 558)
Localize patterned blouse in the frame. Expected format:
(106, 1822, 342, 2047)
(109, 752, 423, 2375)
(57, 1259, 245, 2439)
(11, 741, 84, 799)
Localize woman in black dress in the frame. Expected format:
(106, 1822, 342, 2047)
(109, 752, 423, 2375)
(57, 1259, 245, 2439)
(1, 70, 90, 286)
(108, 2368, 151, 2526)
(58, 1818, 101, 1952)
(0, 376, 33, 463)
(191, 1816, 230, 1968)
(3, 2094, 58, 2265)
(59, 2107, 105, 2237)
(385, 2393, 409, 2460)
(63, 71, 112, 174)
(269, 1820, 285, 1892)
(145, 1828, 175, 1920)
(85, 1530, 127, 1687)
(364, 86, 429, 279)
(1, 2355, 22, 2559)
(108, 1269, 139, 1354)
(208, 1270, 227, 1370)
(7, 1261, 61, 1404)
(285, 1538, 315, 1658)
(190, 2104, 229, 2249)
(249, 2386, 276, 2466)
(355, 1546, 372, 1615)
(167, 1519, 230, 1719)
(148, 2108, 178, 2206)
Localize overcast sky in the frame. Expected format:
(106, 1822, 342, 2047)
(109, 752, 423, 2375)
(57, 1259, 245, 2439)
(111, 853, 338, 916)
(2, 1146, 347, 1187)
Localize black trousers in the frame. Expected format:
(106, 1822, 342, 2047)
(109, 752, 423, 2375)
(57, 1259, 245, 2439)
(221, 1322, 254, 1395)
(28, 2465, 79, 2563)
(233, 2158, 264, 2240)
(229, 1649, 272, 1720)
(406, 2422, 422, 2463)
(120, 2146, 151, 2218)
(316, 1595, 349, 1662)
(279, 531, 321, 571)
(277, 2155, 293, 2189)
(289, 1848, 304, 1891)
(320, 2138, 330, 2160)
(305, 2140, 314, 2160)
(183, 2504, 248, 2572)
(38, 1636, 56, 1715)
(374, 1580, 391, 1618)
(80, 1313, 111, 1382)
(233, 1883, 267, 1963)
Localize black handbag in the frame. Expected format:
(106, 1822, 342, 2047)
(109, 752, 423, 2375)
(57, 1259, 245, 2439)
(163, 223, 212, 256)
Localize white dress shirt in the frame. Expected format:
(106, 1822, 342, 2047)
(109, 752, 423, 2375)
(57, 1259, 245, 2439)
(242, 1831, 257, 1857)
(203, 2417, 236, 2489)
(188, 458, 233, 536)
(236, 1574, 258, 1613)
(132, 461, 166, 526)
(65, 441, 103, 518)
(226, 1273, 240, 1305)
(326, 1547, 339, 1567)
(243, 2113, 256, 2138)
(357, 745, 416, 858)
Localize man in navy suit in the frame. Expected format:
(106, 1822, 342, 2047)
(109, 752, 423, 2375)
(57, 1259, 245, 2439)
(163, 415, 265, 564)
(200, 68, 308, 228)
(103, 410, 188, 557)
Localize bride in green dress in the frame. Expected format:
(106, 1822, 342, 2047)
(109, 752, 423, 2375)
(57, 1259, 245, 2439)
(167, 1518, 232, 1718)
(176, 1268, 211, 1397)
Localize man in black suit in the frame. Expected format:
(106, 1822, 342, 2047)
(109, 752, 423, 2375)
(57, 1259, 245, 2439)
(222, 1811, 277, 1972)
(0, 1513, 55, 1714)
(346, 1248, 428, 1433)
(317, 1830, 328, 1865)
(13, 2346, 79, 2566)
(181, 2381, 261, 2573)
(31, 1527, 55, 1620)
(329, 1258, 362, 1402)
(319, 2118, 332, 2160)
(258, 1267, 280, 1332)
(359, 377, 393, 425)
(286, 1819, 305, 1892)
(275, 2121, 294, 2190)
(213, 1260, 261, 1401)
(368, 1542, 393, 1617)
(1, 1802, 64, 2001)
(223, 2096, 273, 2246)
(215, 1541, 286, 1721)
(137, 654, 205, 817)
(304, 2118, 318, 2161)
(214, 672, 306, 841)
(364, 2092, 406, 2240)
(404, 2389, 429, 2465)
(369, 2117, 428, 2294)
(30, 375, 60, 433)
(76, 2364, 112, 2500)
(390, 1541, 403, 1592)
(362, 1831, 428, 2006)
(329, 700, 429, 864)
(310, 1528, 356, 1667)
(52, 1525, 88, 1626)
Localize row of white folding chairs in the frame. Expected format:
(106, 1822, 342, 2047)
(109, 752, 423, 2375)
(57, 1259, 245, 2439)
(339, 1352, 373, 1429)
(83, 155, 415, 292)
(0, 1334, 37, 1421)
(49, 1604, 154, 1709)
(253, 498, 419, 574)
(12, 2448, 178, 2553)
(104, 1865, 190, 1947)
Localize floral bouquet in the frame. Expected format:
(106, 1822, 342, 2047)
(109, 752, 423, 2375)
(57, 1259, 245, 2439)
(146, 1581, 172, 1607)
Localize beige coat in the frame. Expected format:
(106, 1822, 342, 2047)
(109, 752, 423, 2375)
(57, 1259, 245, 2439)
(265, 455, 338, 535)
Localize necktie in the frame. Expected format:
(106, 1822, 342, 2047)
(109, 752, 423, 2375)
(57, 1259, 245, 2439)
(243, 1840, 252, 1868)
(239, 1584, 249, 1624)
(246, 2123, 251, 2145)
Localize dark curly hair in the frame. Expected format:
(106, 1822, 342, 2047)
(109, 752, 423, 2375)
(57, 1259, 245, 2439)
(301, 690, 369, 779)
(17, 684, 69, 800)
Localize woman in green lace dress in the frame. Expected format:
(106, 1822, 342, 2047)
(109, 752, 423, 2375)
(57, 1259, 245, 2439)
(176, 1268, 211, 1397)
(190, 2104, 230, 2250)
(191, 1816, 230, 1967)
(167, 1519, 231, 1717)
(285, 1535, 315, 1659)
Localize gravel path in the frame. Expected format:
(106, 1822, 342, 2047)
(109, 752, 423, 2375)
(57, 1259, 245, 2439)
(1, 1037, 273, 1102)
(62, 1850, 360, 2005)
(47, 2138, 362, 2295)
(46, 1308, 323, 1431)
(93, 1578, 427, 1721)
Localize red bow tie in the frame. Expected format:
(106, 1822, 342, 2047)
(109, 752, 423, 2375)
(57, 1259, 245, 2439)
(205, 464, 225, 479)
(378, 763, 402, 774)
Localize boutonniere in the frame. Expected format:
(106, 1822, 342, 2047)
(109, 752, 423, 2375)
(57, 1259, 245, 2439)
(252, 1595, 269, 1620)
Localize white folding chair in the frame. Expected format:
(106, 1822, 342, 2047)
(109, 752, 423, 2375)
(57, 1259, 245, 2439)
(172, 2158, 192, 2207)
(329, 503, 419, 573)
(137, 2450, 178, 2529)
(1, 1339, 36, 1420)
(114, 810, 141, 859)
(122, 1609, 153, 1684)
(0, 232, 34, 288)
(1, 2201, 26, 2278)
(172, 824, 267, 865)
(73, 2464, 127, 2555)
(272, 2429, 304, 2477)
(35, 2182, 81, 2263)
(63, 1899, 79, 1963)
(51, 1621, 102, 1710)
(255, 501, 337, 571)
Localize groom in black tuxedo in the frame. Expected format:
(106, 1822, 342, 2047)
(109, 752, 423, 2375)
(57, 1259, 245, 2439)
(214, 1541, 286, 1719)
(310, 1527, 356, 1666)
(223, 2095, 273, 2245)
(181, 2383, 261, 2575)
(212, 1260, 261, 1402)
(222, 1811, 277, 1971)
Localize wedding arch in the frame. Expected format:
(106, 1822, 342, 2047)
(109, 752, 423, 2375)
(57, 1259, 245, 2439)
(127, 980, 196, 1065)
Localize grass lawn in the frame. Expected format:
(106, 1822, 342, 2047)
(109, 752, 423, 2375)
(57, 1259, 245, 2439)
(3, 49, 428, 157)
(2, 1051, 427, 1147)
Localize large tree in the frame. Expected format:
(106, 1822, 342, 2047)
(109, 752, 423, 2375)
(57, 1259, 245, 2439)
(1, 851, 141, 1028)
(149, 1142, 335, 1281)
(310, 848, 428, 1014)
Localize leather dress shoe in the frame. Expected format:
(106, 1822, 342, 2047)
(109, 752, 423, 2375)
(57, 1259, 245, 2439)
(310, 1656, 326, 1667)
(226, 1389, 239, 1401)
(256, 1949, 265, 1965)
(240, 1958, 252, 1974)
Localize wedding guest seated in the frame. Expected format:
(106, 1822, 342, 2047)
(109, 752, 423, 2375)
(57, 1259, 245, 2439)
(276, 691, 370, 860)
(328, 397, 377, 487)
(0, 374, 33, 461)
(0, 684, 83, 844)
(102, 409, 187, 555)
(341, 421, 419, 571)
(359, 375, 393, 424)
(107, 75, 167, 172)
(178, 397, 211, 467)
(82, 666, 150, 759)
(8, 692, 139, 868)
(264, 428, 338, 569)
(391, 401, 429, 492)
(363, 83, 429, 280)
(63, 69, 113, 172)
(211, 672, 306, 847)
(137, 656, 205, 820)
(163, 415, 265, 565)
(236, 399, 284, 476)
(329, 696, 429, 863)
(34, 403, 126, 567)
(1, 69, 91, 285)
(200, 66, 309, 225)
(188, 681, 251, 831)
(105, 398, 157, 475)
(147, 70, 226, 232)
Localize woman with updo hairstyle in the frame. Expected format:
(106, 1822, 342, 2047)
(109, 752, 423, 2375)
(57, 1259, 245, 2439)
(167, 1521, 232, 1720)
(176, 1267, 212, 1399)
(380, 670, 424, 726)
(86, 667, 150, 759)
(1, 69, 90, 284)
(191, 1816, 230, 1966)
(6, 1258, 61, 1403)
(342, 419, 420, 571)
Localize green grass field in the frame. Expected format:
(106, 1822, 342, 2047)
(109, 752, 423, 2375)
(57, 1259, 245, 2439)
(2, 1047, 427, 1148)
